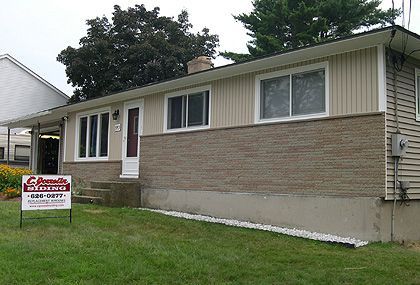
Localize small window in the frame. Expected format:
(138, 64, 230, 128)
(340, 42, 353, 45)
(15, 145, 30, 162)
(77, 111, 110, 159)
(166, 89, 209, 131)
(258, 64, 327, 122)
(0, 147, 4, 160)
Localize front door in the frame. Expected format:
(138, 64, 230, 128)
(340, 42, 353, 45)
(121, 99, 143, 178)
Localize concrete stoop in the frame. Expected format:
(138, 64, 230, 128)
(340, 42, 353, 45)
(72, 180, 141, 207)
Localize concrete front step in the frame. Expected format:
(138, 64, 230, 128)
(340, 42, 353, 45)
(72, 195, 104, 205)
(85, 180, 141, 208)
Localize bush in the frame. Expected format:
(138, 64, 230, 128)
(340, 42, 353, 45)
(3, 187, 21, 198)
(0, 165, 32, 194)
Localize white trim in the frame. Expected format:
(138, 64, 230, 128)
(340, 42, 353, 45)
(163, 85, 212, 133)
(119, 174, 139, 179)
(0, 54, 69, 99)
(74, 107, 111, 162)
(254, 62, 329, 124)
(416, 68, 420, 121)
(377, 44, 387, 112)
(63, 119, 67, 162)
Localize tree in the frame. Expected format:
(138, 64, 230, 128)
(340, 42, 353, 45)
(58, 5, 219, 103)
(223, 0, 398, 62)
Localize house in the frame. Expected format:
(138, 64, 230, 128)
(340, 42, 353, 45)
(2, 26, 420, 242)
(0, 54, 68, 169)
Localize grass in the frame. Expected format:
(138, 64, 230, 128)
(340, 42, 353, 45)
(0, 202, 420, 285)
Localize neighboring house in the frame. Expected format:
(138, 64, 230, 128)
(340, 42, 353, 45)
(3, 26, 420, 242)
(0, 54, 68, 168)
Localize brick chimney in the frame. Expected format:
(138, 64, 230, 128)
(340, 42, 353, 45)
(187, 56, 213, 74)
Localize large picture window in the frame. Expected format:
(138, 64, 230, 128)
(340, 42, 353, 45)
(77, 110, 110, 159)
(166, 87, 210, 131)
(257, 63, 327, 122)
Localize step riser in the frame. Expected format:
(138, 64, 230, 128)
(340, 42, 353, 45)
(82, 189, 111, 200)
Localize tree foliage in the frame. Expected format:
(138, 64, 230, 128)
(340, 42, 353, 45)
(223, 0, 398, 62)
(58, 5, 219, 103)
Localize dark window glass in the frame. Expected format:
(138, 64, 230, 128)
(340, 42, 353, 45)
(292, 69, 325, 116)
(79, 117, 87, 157)
(261, 75, 290, 119)
(188, 91, 209, 126)
(168, 96, 186, 129)
(100, 113, 109, 157)
(0, 147, 4, 160)
(89, 114, 98, 157)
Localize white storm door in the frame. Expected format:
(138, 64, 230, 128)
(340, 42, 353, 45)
(121, 99, 143, 178)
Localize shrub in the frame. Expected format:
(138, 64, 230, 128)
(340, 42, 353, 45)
(3, 187, 21, 198)
(0, 165, 32, 193)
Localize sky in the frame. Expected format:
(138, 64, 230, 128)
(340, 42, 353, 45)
(0, 0, 418, 96)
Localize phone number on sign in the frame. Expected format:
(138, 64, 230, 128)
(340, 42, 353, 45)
(29, 193, 65, 199)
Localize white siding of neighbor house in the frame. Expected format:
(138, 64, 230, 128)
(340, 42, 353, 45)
(0, 56, 68, 134)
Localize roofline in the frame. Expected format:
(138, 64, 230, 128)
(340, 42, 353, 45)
(0, 54, 69, 99)
(56, 25, 404, 109)
(2, 25, 420, 128)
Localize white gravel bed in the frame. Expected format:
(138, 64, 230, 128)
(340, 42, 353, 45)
(140, 208, 369, 248)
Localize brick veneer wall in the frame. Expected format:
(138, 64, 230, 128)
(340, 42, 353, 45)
(63, 161, 122, 188)
(140, 113, 386, 197)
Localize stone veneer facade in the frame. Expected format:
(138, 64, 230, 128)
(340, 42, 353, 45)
(140, 113, 386, 197)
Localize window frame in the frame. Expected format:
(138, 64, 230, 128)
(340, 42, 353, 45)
(74, 107, 111, 161)
(164, 85, 211, 133)
(255, 62, 329, 124)
(416, 68, 420, 121)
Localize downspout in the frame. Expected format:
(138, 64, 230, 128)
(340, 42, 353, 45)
(36, 122, 41, 174)
(391, 67, 399, 242)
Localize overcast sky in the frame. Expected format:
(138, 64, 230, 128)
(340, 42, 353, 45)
(0, 0, 418, 96)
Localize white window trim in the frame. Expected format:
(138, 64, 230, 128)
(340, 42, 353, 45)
(74, 107, 111, 161)
(415, 68, 420, 121)
(254, 61, 329, 124)
(164, 85, 212, 133)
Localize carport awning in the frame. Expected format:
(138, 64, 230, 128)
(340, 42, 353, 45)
(0, 109, 63, 129)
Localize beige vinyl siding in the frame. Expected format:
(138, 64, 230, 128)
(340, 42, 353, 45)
(64, 46, 381, 161)
(143, 46, 379, 135)
(386, 55, 420, 200)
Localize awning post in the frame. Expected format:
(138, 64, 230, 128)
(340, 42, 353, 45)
(6, 128, 10, 165)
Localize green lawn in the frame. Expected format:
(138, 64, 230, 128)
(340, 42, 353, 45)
(0, 202, 419, 285)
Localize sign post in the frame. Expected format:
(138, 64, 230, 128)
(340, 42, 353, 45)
(20, 175, 72, 228)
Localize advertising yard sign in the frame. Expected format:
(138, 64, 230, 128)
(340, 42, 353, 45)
(20, 175, 72, 227)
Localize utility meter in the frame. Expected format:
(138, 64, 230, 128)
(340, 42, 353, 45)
(392, 133, 409, 157)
